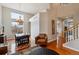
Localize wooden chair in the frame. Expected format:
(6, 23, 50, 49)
(35, 34, 48, 46)
(0, 46, 8, 55)
(15, 35, 30, 53)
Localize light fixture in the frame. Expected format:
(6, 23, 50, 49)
(16, 16, 23, 25)
(16, 4, 24, 25)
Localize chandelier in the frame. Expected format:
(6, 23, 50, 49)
(16, 4, 24, 25)
(16, 16, 24, 25)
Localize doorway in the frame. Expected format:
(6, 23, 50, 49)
(29, 14, 40, 47)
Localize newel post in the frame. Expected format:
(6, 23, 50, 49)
(57, 32, 65, 49)
(56, 17, 65, 49)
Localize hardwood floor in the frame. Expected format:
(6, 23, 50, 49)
(6, 38, 79, 55)
(47, 40, 79, 55)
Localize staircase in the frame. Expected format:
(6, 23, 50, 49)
(63, 23, 79, 52)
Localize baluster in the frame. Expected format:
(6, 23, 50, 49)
(74, 27, 75, 40)
(70, 30, 72, 41)
(77, 25, 78, 39)
(71, 29, 73, 41)
(68, 31, 70, 41)
(67, 32, 69, 41)
(72, 29, 74, 40)
(75, 27, 76, 40)
(70, 30, 71, 41)
(68, 31, 69, 42)
(73, 28, 74, 40)
(78, 25, 79, 38)
(67, 32, 68, 42)
(77, 26, 78, 39)
(69, 31, 70, 42)
(71, 30, 72, 41)
(66, 32, 68, 42)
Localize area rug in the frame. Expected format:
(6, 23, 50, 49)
(24, 47, 59, 55)
(12, 46, 59, 55)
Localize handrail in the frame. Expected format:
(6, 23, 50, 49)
(57, 21, 79, 48)
(64, 25, 78, 33)
(63, 22, 79, 33)
(68, 22, 79, 29)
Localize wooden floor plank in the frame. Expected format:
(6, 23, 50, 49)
(47, 40, 79, 55)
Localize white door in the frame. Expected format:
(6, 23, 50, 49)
(31, 19, 39, 40)
(29, 14, 40, 47)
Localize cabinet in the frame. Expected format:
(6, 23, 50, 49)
(0, 34, 8, 54)
(0, 34, 6, 44)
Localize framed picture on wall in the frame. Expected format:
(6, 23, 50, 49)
(52, 20, 55, 34)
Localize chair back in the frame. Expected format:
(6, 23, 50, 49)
(35, 33, 48, 45)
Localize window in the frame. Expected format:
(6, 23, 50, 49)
(11, 12, 24, 35)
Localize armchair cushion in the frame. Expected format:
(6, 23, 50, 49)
(35, 33, 48, 45)
(37, 39, 46, 42)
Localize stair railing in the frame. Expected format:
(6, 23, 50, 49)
(63, 23, 79, 43)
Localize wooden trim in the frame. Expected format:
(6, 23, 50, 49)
(57, 32, 65, 49)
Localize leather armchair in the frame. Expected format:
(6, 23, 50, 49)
(35, 34, 48, 46)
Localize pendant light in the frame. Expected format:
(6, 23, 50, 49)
(16, 16, 23, 25)
(16, 3, 23, 25)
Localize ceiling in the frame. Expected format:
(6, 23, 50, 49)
(0, 3, 49, 14)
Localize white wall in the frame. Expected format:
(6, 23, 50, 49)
(40, 12, 48, 34)
(2, 7, 13, 38)
(1, 6, 33, 38)
(40, 12, 55, 42)
(24, 13, 33, 34)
